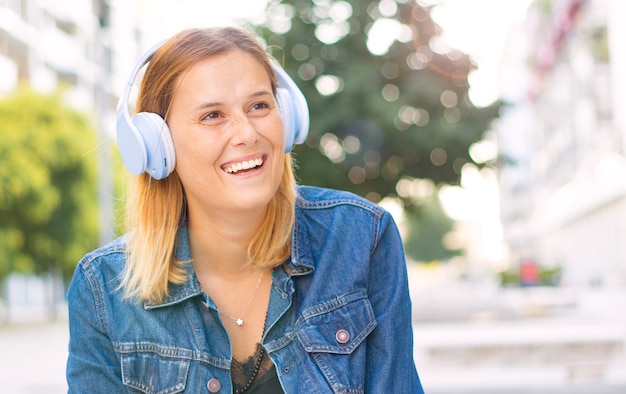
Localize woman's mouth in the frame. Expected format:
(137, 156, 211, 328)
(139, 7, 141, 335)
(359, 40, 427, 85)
(223, 157, 264, 174)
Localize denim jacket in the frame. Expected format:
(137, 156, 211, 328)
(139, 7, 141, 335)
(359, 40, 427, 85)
(67, 186, 424, 393)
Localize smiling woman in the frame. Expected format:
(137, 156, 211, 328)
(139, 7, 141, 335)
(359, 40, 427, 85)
(66, 25, 424, 394)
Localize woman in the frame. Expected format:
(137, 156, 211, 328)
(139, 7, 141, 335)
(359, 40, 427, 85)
(67, 26, 423, 394)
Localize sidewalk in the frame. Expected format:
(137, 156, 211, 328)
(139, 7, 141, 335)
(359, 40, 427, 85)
(0, 320, 68, 393)
(414, 316, 626, 394)
(409, 271, 626, 394)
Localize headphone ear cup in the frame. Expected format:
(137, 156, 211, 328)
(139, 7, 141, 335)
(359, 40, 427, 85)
(276, 88, 296, 152)
(116, 110, 148, 176)
(272, 64, 309, 153)
(130, 112, 176, 180)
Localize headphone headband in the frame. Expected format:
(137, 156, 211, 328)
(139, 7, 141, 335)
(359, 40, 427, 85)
(116, 39, 167, 136)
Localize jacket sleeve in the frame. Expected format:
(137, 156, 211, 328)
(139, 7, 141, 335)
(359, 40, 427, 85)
(365, 210, 424, 393)
(66, 262, 126, 393)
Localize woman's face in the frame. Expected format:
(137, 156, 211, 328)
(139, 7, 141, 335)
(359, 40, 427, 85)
(167, 50, 285, 217)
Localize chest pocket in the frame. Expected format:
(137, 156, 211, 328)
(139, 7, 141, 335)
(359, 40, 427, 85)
(119, 344, 190, 394)
(297, 291, 376, 393)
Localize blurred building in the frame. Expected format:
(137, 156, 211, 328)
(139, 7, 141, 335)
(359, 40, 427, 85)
(0, 0, 169, 322)
(0, 0, 170, 121)
(0, 0, 176, 242)
(497, 0, 626, 288)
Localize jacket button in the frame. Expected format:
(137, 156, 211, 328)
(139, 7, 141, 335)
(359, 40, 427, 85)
(207, 378, 221, 392)
(335, 329, 350, 344)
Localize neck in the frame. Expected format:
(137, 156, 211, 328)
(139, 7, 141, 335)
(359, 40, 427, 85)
(187, 206, 266, 275)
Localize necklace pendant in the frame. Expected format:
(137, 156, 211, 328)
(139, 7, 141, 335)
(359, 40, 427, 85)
(236, 318, 244, 326)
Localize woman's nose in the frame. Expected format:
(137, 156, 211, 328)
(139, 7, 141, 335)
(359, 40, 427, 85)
(230, 114, 259, 146)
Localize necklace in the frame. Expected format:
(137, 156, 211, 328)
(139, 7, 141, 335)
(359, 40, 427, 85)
(232, 312, 269, 393)
(234, 345, 265, 393)
(221, 271, 264, 326)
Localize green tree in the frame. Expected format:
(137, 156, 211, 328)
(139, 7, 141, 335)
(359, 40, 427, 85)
(0, 86, 99, 283)
(402, 191, 461, 262)
(251, 0, 499, 202)
(112, 148, 130, 237)
(248, 0, 499, 260)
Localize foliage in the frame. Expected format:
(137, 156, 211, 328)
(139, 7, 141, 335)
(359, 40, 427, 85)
(112, 147, 130, 237)
(498, 266, 563, 287)
(250, 0, 500, 203)
(0, 86, 99, 281)
(402, 189, 461, 262)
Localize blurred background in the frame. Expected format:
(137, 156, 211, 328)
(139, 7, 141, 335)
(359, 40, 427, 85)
(1, 0, 625, 393)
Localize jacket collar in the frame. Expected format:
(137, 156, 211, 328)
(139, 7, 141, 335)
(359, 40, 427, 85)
(283, 200, 314, 276)
(143, 223, 202, 310)
(144, 201, 315, 309)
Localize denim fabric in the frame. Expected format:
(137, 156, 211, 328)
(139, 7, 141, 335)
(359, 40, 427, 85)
(67, 185, 424, 393)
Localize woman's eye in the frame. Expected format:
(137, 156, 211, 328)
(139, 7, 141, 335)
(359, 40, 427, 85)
(203, 111, 221, 121)
(251, 102, 270, 111)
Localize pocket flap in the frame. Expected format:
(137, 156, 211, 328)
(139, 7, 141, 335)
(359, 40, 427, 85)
(121, 347, 189, 394)
(298, 291, 376, 354)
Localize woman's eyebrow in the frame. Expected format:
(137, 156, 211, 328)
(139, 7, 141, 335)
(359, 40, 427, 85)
(191, 101, 224, 112)
(191, 90, 273, 112)
(248, 89, 273, 99)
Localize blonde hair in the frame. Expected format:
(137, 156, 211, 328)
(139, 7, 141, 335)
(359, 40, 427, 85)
(120, 27, 297, 303)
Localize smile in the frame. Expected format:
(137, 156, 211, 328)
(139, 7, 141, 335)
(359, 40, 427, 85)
(223, 157, 264, 174)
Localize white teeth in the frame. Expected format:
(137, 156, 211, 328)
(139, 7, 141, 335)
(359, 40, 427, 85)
(225, 158, 263, 174)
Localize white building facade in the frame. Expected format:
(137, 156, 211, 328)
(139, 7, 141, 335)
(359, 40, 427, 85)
(0, 0, 171, 322)
(497, 0, 626, 288)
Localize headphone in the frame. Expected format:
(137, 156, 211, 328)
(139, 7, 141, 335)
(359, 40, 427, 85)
(116, 39, 310, 180)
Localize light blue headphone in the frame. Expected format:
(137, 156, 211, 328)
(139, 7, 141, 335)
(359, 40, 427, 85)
(116, 39, 310, 180)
